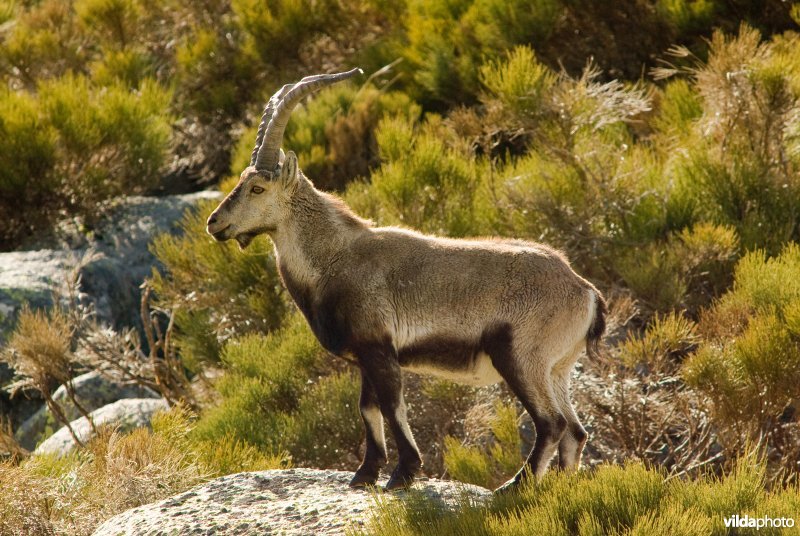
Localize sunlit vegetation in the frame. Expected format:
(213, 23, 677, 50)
(1, 0, 799, 533)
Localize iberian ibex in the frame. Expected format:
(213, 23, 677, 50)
(206, 69, 606, 492)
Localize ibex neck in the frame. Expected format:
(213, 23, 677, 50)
(271, 183, 368, 286)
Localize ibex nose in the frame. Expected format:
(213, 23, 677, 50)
(206, 211, 227, 237)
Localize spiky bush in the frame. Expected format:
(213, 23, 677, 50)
(683, 244, 800, 481)
(665, 26, 800, 254)
(0, 89, 57, 245)
(443, 401, 522, 489)
(401, 0, 561, 106)
(359, 457, 800, 536)
(613, 223, 739, 313)
(478, 47, 653, 254)
(348, 113, 490, 237)
(191, 314, 362, 469)
(284, 371, 362, 468)
(0, 73, 172, 247)
(40, 74, 172, 203)
(657, 0, 716, 35)
(174, 27, 256, 119)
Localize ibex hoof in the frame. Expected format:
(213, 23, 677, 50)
(384, 465, 420, 491)
(349, 468, 380, 489)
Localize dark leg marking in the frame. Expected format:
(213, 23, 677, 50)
(350, 369, 388, 488)
(356, 342, 422, 491)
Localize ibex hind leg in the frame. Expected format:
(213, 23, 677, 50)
(551, 354, 587, 471)
(498, 375, 567, 492)
(484, 328, 567, 493)
(356, 344, 422, 491)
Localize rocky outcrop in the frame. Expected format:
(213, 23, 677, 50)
(92, 468, 491, 536)
(15, 371, 159, 450)
(34, 398, 169, 457)
(0, 191, 219, 426)
(0, 191, 221, 346)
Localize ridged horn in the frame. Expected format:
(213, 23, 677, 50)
(254, 67, 363, 172)
(249, 83, 293, 167)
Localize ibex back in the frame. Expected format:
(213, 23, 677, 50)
(207, 69, 606, 492)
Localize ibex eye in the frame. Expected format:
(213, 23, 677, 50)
(251, 186, 265, 194)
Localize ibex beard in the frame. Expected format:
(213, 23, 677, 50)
(207, 68, 606, 493)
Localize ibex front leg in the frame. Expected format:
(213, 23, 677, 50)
(356, 344, 422, 491)
(349, 370, 388, 488)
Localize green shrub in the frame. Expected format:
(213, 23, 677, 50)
(657, 0, 716, 35)
(40, 74, 172, 204)
(0, 0, 13, 25)
(478, 44, 556, 119)
(613, 223, 739, 312)
(618, 312, 699, 372)
(0, 0, 88, 87)
(443, 401, 522, 489)
(723, 243, 800, 312)
(472, 47, 661, 275)
(75, 0, 143, 49)
(191, 434, 287, 477)
(174, 26, 257, 119)
(463, 0, 560, 53)
(669, 27, 800, 254)
(652, 79, 703, 137)
(359, 457, 800, 536)
(401, 0, 561, 106)
(349, 113, 490, 237)
(192, 316, 329, 454)
(0, 89, 57, 245)
(191, 315, 366, 470)
(90, 48, 155, 88)
(232, 0, 342, 65)
(683, 244, 800, 481)
(285, 371, 362, 468)
(401, 0, 479, 106)
(231, 0, 384, 72)
(0, 71, 173, 247)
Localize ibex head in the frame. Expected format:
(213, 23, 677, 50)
(206, 68, 362, 249)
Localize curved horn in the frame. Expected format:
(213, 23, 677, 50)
(250, 83, 293, 167)
(254, 67, 363, 172)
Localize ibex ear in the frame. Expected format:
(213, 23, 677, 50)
(280, 150, 299, 191)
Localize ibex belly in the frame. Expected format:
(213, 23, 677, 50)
(395, 329, 504, 386)
(401, 352, 503, 386)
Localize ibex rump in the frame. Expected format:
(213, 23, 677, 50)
(207, 69, 606, 492)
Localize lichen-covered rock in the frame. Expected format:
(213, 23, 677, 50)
(0, 250, 74, 345)
(0, 191, 221, 345)
(92, 468, 491, 536)
(34, 398, 169, 457)
(16, 371, 160, 450)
